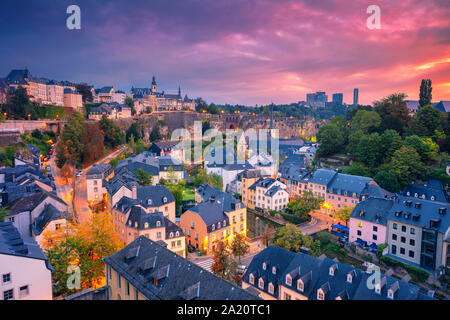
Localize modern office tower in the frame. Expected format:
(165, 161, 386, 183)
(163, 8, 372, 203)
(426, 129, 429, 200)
(353, 88, 359, 106)
(332, 93, 343, 105)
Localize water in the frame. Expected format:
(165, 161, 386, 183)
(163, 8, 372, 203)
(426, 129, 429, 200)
(246, 209, 284, 238)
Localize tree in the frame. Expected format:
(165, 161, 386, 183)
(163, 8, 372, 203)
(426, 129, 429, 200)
(286, 191, 323, 221)
(351, 110, 382, 134)
(43, 213, 123, 297)
(380, 129, 403, 161)
(211, 240, 232, 278)
(403, 135, 432, 164)
(334, 206, 354, 227)
(407, 105, 442, 137)
(317, 123, 345, 157)
(207, 103, 219, 115)
(0, 207, 9, 222)
(341, 162, 371, 177)
(75, 84, 94, 103)
(390, 146, 425, 188)
(230, 233, 249, 264)
(419, 79, 432, 108)
(272, 224, 304, 252)
(374, 93, 410, 134)
(260, 225, 274, 248)
(128, 134, 136, 154)
(134, 168, 153, 186)
(99, 115, 125, 149)
(5, 86, 35, 119)
(149, 125, 161, 142)
(374, 170, 401, 193)
(126, 122, 142, 142)
(346, 130, 364, 155)
(82, 122, 105, 167)
(124, 97, 136, 115)
(109, 158, 119, 169)
(59, 111, 86, 167)
(357, 133, 383, 167)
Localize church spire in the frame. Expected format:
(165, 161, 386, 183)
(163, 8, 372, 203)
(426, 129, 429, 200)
(178, 86, 181, 97)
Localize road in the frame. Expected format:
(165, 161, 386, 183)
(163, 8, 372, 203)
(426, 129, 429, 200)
(48, 145, 128, 224)
(192, 251, 260, 273)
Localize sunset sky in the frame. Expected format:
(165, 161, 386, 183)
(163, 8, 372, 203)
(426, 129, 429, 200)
(0, 0, 449, 105)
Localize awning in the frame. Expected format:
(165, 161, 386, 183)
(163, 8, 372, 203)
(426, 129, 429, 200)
(355, 238, 367, 246)
(331, 224, 349, 233)
(369, 243, 378, 250)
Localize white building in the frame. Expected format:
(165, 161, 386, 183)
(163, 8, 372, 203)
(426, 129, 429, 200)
(249, 178, 289, 211)
(86, 163, 114, 203)
(0, 222, 53, 300)
(114, 91, 126, 104)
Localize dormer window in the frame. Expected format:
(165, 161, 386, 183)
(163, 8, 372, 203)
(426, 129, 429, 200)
(135, 222, 138, 228)
(170, 232, 173, 238)
(329, 264, 337, 276)
(128, 220, 132, 226)
(175, 231, 179, 237)
(387, 289, 394, 299)
(218, 222, 221, 228)
(431, 195, 435, 201)
(297, 279, 304, 291)
(347, 273, 352, 283)
(258, 278, 264, 289)
(163, 197, 168, 203)
(144, 222, 149, 229)
(147, 199, 152, 205)
(268, 283, 274, 294)
(272, 266, 277, 275)
(249, 274, 254, 284)
(317, 290, 324, 300)
(285, 274, 292, 286)
(262, 262, 267, 270)
(156, 221, 161, 227)
(223, 219, 226, 226)
(375, 285, 381, 294)
(212, 224, 215, 231)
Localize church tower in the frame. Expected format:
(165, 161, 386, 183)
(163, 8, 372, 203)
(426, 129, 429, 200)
(178, 86, 181, 98)
(151, 75, 157, 93)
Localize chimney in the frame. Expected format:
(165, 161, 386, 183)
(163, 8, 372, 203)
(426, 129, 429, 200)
(132, 183, 137, 199)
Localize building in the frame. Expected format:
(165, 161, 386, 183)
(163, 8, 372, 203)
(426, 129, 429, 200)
(349, 197, 394, 247)
(103, 236, 258, 300)
(242, 245, 435, 300)
(114, 90, 126, 104)
(95, 86, 115, 103)
(14, 144, 41, 168)
(294, 143, 317, 167)
(0, 222, 53, 300)
(247, 178, 289, 212)
(180, 193, 246, 254)
(31, 203, 73, 247)
(0, 78, 9, 104)
(332, 93, 343, 105)
(63, 88, 83, 111)
(148, 141, 183, 158)
(4, 191, 68, 237)
(353, 88, 359, 106)
(86, 163, 114, 203)
(306, 91, 327, 108)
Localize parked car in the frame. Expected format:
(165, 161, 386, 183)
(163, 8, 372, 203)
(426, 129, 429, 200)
(46, 165, 51, 172)
(236, 265, 247, 275)
(76, 170, 82, 177)
(187, 244, 195, 253)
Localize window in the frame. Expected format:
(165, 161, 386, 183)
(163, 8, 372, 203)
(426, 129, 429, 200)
(401, 226, 406, 232)
(410, 228, 415, 235)
(391, 245, 397, 255)
(268, 283, 274, 294)
(134, 287, 138, 300)
(357, 230, 362, 236)
(393, 223, 397, 230)
(144, 223, 149, 229)
(286, 275, 292, 286)
(156, 221, 161, 227)
(284, 293, 291, 300)
(126, 281, 130, 296)
(272, 266, 277, 275)
(373, 226, 378, 232)
(347, 274, 353, 283)
(94, 187, 98, 192)
(400, 247, 405, 255)
(297, 280, 304, 291)
(55, 224, 61, 230)
(3, 289, 13, 300)
(372, 234, 377, 241)
(409, 251, 415, 258)
(317, 290, 324, 300)
(258, 278, 264, 289)
(157, 232, 161, 239)
(165, 206, 168, 212)
(2, 273, 11, 284)
(249, 274, 254, 284)
(170, 232, 174, 238)
(410, 239, 415, 246)
(401, 237, 406, 243)
(117, 275, 121, 289)
(387, 290, 394, 300)
(19, 285, 29, 298)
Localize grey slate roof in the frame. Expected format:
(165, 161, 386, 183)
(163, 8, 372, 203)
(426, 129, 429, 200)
(103, 236, 258, 300)
(0, 222, 53, 271)
(86, 163, 112, 179)
(6, 191, 67, 216)
(136, 185, 175, 208)
(402, 179, 448, 203)
(243, 245, 434, 300)
(309, 169, 337, 185)
(350, 197, 394, 226)
(31, 203, 73, 235)
(327, 173, 373, 197)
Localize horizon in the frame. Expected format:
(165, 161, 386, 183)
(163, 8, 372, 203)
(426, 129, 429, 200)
(1, 0, 449, 106)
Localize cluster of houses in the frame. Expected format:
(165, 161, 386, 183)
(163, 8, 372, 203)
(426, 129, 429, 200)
(1, 69, 196, 119)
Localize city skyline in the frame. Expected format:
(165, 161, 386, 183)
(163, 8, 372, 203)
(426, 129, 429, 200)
(1, 0, 449, 106)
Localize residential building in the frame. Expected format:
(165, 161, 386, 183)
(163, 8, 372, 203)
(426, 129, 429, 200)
(31, 203, 73, 247)
(114, 90, 126, 104)
(247, 178, 289, 212)
(0, 78, 9, 104)
(95, 86, 115, 103)
(293, 143, 317, 167)
(14, 144, 41, 168)
(149, 141, 183, 159)
(86, 163, 114, 203)
(242, 245, 435, 300)
(349, 197, 394, 247)
(180, 193, 246, 254)
(63, 88, 83, 111)
(241, 170, 266, 209)
(3, 191, 68, 237)
(0, 222, 53, 300)
(103, 236, 258, 300)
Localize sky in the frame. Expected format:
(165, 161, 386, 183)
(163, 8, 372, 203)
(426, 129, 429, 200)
(0, 0, 449, 106)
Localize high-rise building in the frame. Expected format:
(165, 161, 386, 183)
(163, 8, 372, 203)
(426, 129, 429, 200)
(332, 93, 343, 105)
(353, 88, 359, 106)
(306, 91, 328, 108)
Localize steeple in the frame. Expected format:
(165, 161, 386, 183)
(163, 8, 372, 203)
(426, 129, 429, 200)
(178, 86, 181, 97)
(151, 75, 157, 93)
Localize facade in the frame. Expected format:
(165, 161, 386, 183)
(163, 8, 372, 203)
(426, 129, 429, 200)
(0, 222, 53, 300)
(332, 93, 343, 105)
(86, 163, 114, 203)
(353, 88, 359, 106)
(247, 178, 289, 212)
(31, 203, 73, 247)
(242, 245, 435, 300)
(349, 197, 394, 247)
(103, 236, 258, 300)
(241, 170, 265, 210)
(63, 88, 83, 111)
(114, 91, 126, 104)
(180, 194, 247, 254)
(306, 91, 328, 108)
(95, 86, 115, 103)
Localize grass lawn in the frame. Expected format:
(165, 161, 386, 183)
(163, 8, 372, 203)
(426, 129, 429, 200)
(182, 188, 195, 202)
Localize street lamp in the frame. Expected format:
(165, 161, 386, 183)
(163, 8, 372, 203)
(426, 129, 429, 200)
(27, 113, 31, 120)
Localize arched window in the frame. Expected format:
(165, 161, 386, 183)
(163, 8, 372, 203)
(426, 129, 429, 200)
(285, 274, 292, 286)
(176, 231, 179, 237)
(147, 199, 152, 205)
(134, 222, 138, 228)
(170, 232, 174, 238)
(249, 274, 254, 284)
(262, 262, 267, 270)
(163, 197, 168, 203)
(268, 283, 274, 294)
(297, 279, 304, 291)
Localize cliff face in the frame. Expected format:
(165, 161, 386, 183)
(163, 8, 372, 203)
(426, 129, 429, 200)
(114, 112, 319, 142)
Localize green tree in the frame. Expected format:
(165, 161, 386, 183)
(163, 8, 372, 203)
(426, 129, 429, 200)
(99, 115, 125, 149)
(346, 130, 364, 155)
(341, 162, 371, 177)
(109, 158, 119, 169)
(334, 206, 354, 227)
(149, 125, 161, 142)
(374, 93, 410, 134)
(403, 135, 432, 164)
(286, 191, 323, 221)
(390, 146, 425, 188)
(419, 79, 432, 108)
(273, 224, 304, 252)
(230, 233, 249, 264)
(59, 111, 86, 167)
(124, 97, 136, 115)
(357, 133, 383, 167)
(317, 123, 345, 157)
(374, 170, 401, 193)
(407, 105, 442, 137)
(0, 207, 9, 222)
(126, 122, 142, 142)
(380, 129, 403, 161)
(351, 110, 382, 134)
(134, 168, 153, 186)
(128, 134, 136, 154)
(211, 240, 233, 278)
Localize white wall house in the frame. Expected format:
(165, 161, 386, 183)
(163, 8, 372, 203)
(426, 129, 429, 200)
(252, 178, 289, 211)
